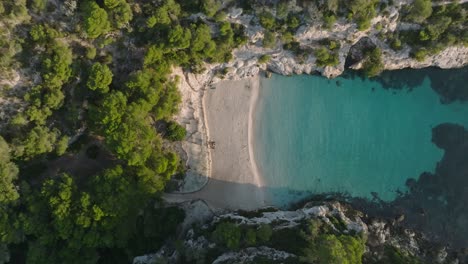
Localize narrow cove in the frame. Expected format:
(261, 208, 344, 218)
(254, 69, 468, 207)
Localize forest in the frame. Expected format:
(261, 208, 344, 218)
(0, 0, 245, 262)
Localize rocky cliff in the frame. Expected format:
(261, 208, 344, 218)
(188, 0, 467, 83)
(134, 200, 461, 264)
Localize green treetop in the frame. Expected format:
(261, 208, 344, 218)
(82, 1, 111, 39)
(87, 63, 113, 93)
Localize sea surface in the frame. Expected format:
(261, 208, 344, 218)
(254, 70, 468, 207)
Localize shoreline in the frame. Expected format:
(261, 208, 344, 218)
(247, 76, 264, 188)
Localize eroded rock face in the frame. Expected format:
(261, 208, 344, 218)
(186, 4, 467, 84)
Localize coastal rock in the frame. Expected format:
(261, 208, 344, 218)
(134, 201, 457, 264)
(213, 247, 294, 264)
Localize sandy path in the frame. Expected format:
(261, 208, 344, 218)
(165, 77, 267, 210)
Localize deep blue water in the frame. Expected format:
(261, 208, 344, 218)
(254, 72, 468, 207)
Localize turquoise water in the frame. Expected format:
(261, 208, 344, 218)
(255, 73, 468, 207)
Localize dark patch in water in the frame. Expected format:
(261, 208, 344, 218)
(341, 67, 468, 103)
(271, 67, 468, 251)
(342, 67, 468, 103)
(347, 123, 468, 250)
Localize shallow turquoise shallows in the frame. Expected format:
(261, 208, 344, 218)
(254, 73, 468, 207)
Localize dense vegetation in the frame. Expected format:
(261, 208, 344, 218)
(172, 217, 369, 264)
(0, 0, 245, 263)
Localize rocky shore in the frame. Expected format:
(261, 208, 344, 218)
(134, 200, 463, 263)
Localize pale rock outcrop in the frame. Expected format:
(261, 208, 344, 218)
(213, 247, 294, 264)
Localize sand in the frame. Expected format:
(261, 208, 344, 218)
(166, 77, 267, 210)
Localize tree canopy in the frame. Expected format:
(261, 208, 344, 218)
(87, 62, 113, 93)
(407, 0, 433, 23)
(0, 137, 19, 203)
(81, 1, 111, 39)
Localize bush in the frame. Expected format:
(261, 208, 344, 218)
(362, 48, 384, 77)
(263, 31, 276, 48)
(212, 222, 241, 249)
(201, 0, 219, 17)
(390, 38, 402, 51)
(86, 47, 97, 60)
(279, 31, 294, 44)
(245, 229, 257, 246)
(407, 0, 432, 23)
(346, 0, 378, 31)
(301, 234, 365, 264)
(315, 47, 339, 67)
(259, 11, 276, 30)
(382, 246, 420, 264)
(31, 0, 48, 12)
(258, 54, 271, 64)
(323, 13, 336, 29)
(55, 136, 69, 156)
(257, 224, 272, 242)
(413, 48, 428, 61)
(166, 121, 186, 141)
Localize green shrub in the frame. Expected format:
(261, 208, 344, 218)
(315, 47, 339, 67)
(362, 48, 384, 77)
(263, 31, 276, 48)
(55, 136, 69, 156)
(346, 0, 378, 31)
(390, 38, 402, 51)
(214, 11, 226, 22)
(201, 0, 220, 17)
(86, 47, 97, 60)
(375, 23, 383, 31)
(258, 54, 271, 64)
(245, 228, 257, 246)
(259, 11, 276, 30)
(276, 1, 289, 19)
(407, 0, 432, 23)
(31, 0, 48, 12)
(281, 31, 295, 44)
(301, 234, 365, 264)
(287, 14, 300, 30)
(166, 121, 186, 141)
(323, 13, 336, 29)
(257, 224, 272, 242)
(413, 48, 428, 61)
(212, 222, 241, 249)
(383, 246, 420, 264)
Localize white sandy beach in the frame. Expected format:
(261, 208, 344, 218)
(166, 77, 267, 210)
